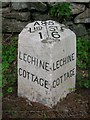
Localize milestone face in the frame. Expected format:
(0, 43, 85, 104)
(18, 20, 76, 108)
(24, 20, 66, 43)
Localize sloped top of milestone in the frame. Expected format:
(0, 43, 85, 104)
(19, 20, 75, 43)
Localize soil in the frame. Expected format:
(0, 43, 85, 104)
(2, 85, 90, 119)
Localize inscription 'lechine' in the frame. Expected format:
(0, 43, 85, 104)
(19, 51, 75, 72)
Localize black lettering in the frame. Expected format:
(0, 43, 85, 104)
(52, 68, 75, 88)
(67, 53, 75, 63)
(23, 53, 27, 62)
(29, 27, 33, 33)
(39, 78, 44, 86)
(45, 80, 49, 89)
(41, 21, 46, 26)
(49, 26, 58, 31)
(60, 75, 63, 83)
(45, 62, 49, 71)
(72, 53, 75, 61)
(34, 26, 42, 31)
(70, 68, 75, 77)
(29, 28, 31, 32)
(19, 68, 22, 76)
(67, 72, 70, 78)
(56, 78, 60, 86)
(23, 70, 26, 78)
(48, 21, 54, 25)
(67, 55, 72, 63)
(27, 71, 30, 79)
(56, 60, 60, 70)
(53, 76, 63, 88)
(34, 76, 39, 84)
(39, 32, 43, 39)
(52, 63, 56, 71)
(51, 32, 60, 38)
(60, 59, 63, 67)
(62, 57, 67, 65)
(49, 27, 56, 31)
(31, 57, 36, 65)
(36, 58, 38, 67)
(31, 73, 35, 82)
(53, 80, 56, 88)
(64, 73, 67, 81)
(19, 51, 22, 60)
(34, 21, 40, 26)
(27, 55, 31, 63)
(39, 60, 45, 70)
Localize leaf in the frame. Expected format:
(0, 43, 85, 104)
(7, 87, 13, 93)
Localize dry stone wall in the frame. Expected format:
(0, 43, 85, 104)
(2, 2, 90, 37)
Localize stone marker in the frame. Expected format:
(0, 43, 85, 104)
(18, 20, 76, 108)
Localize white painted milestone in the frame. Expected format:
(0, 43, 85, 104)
(18, 20, 76, 108)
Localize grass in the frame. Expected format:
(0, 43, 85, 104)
(76, 36, 90, 89)
(49, 2, 72, 22)
(2, 34, 18, 95)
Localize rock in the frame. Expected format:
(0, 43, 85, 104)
(2, 7, 11, 14)
(32, 12, 50, 21)
(11, 2, 28, 11)
(18, 20, 76, 108)
(0, 2, 1, 9)
(0, 9, 1, 15)
(47, 2, 56, 6)
(28, 2, 48, 12)
(61, 107, 69, 114)
(2, 18, 29, 33)
(71, 3, 85, 15)
(88, 1, 90, 8)
(2, 11, 31, 22)
(69, 24, 87, 37)
(2, 2, 10, 8)
(87, 28, 90, 40)
(68, 0, 90, 2)
(74, 8, 90, 23)
(63, 21, 74, 26)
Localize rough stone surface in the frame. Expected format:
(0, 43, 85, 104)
(69, 23, 87, 37)
(2, 18, 29, 32)
(18, 20, 76, 108)
(2, 11, 31, 21)
(2, 2, 10, 8)
(32, 12, 50, 21)
(2, 7, 11, 14)
(48, 2, 56, 6)
(71, 3, 85, 15)
(2, 2, 90, 33)
(74, 8, 90, 23)
(67, 0, 90, 2)
(28, 2, 48, 12)
(88, 1, 90, 8)
(12, 2, 28, 11)
(87, 28, 90, 40)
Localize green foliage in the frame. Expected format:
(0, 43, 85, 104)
(77, 37, 89, 69)
(77, 36, 90, 89)
(2, 35, 17, 94)
(43, 113, 48, 119)
(7, 87, 13, 93)
(79, 80, 90, 89)
(2, 44, 15, 72)
(50, 3, 72, 19)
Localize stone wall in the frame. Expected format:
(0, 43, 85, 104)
(2, 2, 90, 37)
